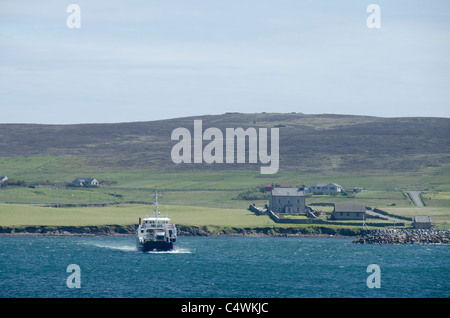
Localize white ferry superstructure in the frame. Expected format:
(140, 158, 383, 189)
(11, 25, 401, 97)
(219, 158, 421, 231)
(136, 192, 177, 252)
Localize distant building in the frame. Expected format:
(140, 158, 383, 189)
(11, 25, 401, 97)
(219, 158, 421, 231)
(309, 183, 343, 194)
(353, 187, 365, 193)
(269, 187, 306, 214)
(0, 176, 8, 184)
(413, 216, 432, 229)
(331, 203, 366, 220)
(72, 178, 99, 186)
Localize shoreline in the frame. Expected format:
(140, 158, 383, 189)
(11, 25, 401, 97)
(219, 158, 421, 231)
(0, 224, 359, 238)
(0, 233, 351, 239)
(3, 225, 449, 244)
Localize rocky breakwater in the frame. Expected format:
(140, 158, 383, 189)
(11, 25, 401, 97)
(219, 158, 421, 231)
(352, 229, 450, 244)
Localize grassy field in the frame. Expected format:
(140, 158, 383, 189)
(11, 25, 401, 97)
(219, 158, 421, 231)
(0, 203, 275, 228)
(2, 202, 448, 230)
(2, 156, 450, 208)
(1, 182, 449, 210)
(1, 155, 449, 230)
(422, 191, 450, 208)
(2, 155, 450, 190)
(382, 206, 450, 229)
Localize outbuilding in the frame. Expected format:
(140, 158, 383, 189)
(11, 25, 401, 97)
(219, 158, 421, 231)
(331, 203, 366, 220)
(413, 216, 432, 229)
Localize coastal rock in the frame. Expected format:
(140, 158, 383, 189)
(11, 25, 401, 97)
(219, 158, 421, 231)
(352, 229, 450, 244)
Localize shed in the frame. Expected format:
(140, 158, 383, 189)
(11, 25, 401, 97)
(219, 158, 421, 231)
(331, 203, 366, 220)
(413, 216, 432, 229)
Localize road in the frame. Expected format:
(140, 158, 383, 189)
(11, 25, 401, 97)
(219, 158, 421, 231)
(406, 191, 424, 207)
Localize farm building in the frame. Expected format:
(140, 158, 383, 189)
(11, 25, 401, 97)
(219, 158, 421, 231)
(72, 178, 99, 186)
(331, 203, 366, 220)
(413, 216, 432, 229)
(309, 183, 342, 194)
(269, 187, 306, 214)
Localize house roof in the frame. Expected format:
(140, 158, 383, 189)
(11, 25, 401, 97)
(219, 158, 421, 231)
(311, 183, 341, 188)
(271, 187, 304, 196)
(414, 216, 431, 223)
(333, 203, 366, 213)
(73, 178, 97, 183)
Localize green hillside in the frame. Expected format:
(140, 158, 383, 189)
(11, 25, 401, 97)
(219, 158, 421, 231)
(0, 113, 449, 230)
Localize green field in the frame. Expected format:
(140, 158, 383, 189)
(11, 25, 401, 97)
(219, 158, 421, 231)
(0, 203, 275, 227)
(1, 155, 449, 231)
(2, 202, 449, 231)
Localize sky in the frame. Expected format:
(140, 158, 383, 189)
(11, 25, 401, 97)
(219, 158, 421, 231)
(1, 0, 449, 124)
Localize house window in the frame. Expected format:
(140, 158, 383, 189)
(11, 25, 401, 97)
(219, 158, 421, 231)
(297, 199, 300, 204)
(278, 199, 281, 204)
(297, 207, 300, 212)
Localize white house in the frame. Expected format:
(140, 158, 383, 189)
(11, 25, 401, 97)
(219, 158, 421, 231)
(0, 176, 8, 184)
(72, 178, 99, 186)
(309, 183, 342, 194)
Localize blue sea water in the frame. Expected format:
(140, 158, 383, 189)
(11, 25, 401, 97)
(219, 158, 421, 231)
(0, 236, 448, 298)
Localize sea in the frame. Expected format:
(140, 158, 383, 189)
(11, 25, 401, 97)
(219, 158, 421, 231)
(0, 236, 449, 298)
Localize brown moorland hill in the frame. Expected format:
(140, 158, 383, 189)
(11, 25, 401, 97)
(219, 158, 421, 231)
(0, 113, 448, 173)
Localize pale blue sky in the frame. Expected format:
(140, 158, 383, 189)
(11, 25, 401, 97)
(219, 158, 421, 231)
(1, 1, 449, 124)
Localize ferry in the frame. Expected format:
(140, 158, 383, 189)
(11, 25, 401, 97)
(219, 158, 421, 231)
(136, 192, 177, 252)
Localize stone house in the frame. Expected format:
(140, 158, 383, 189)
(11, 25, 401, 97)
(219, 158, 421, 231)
(331, 203, 366, 220)
(269, 187, 306, 214)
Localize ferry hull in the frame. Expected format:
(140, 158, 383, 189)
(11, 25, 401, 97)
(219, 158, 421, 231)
(138, 241, 174, 252)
